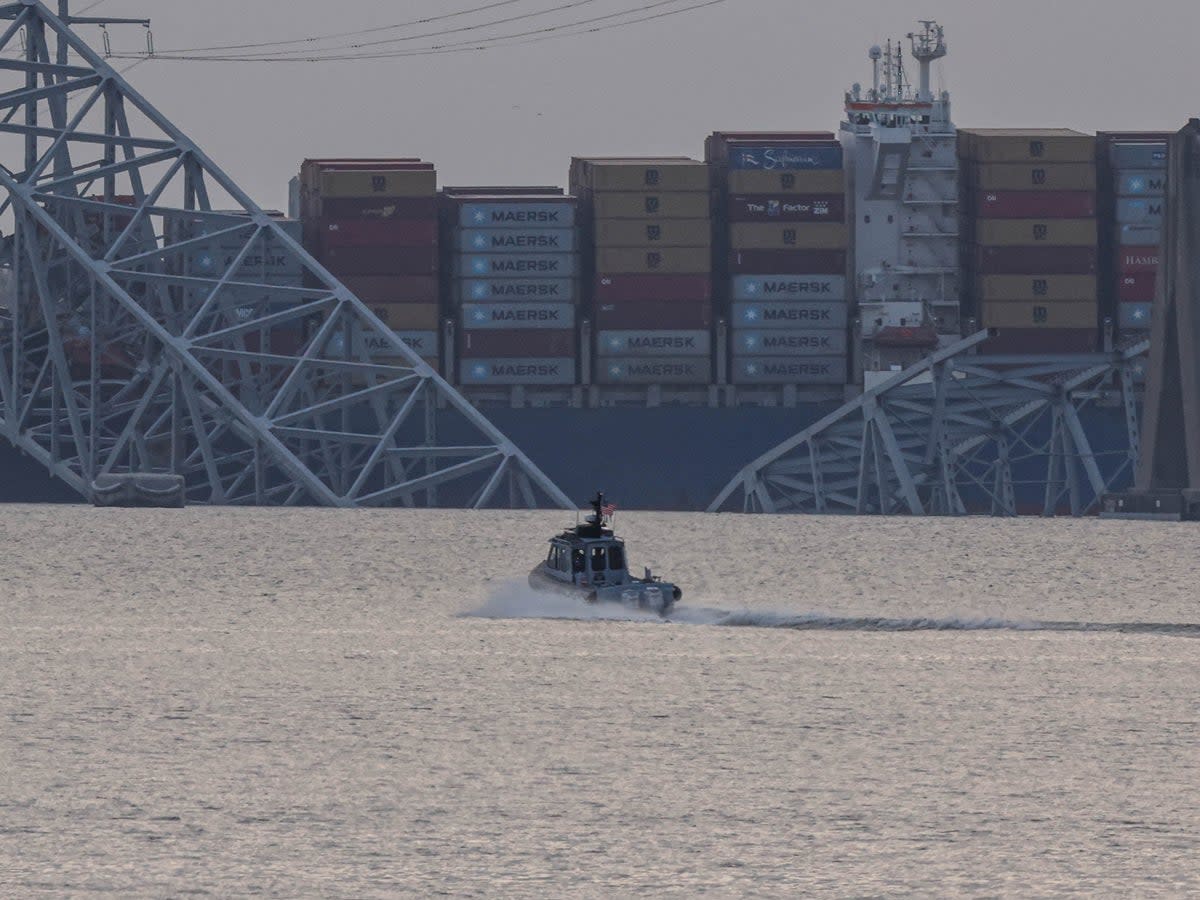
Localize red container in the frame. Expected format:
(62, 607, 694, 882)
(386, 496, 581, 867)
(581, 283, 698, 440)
(728, 194, 845, 223)
(593, 274, 712, 303)
(729, 249, 847, 275)
(340, 275, 439, 304)
(979, 328, 1098, 355)
(459, 329, 576, 358)
(320, 245, 438, 276)
(593, 300, 713, 330)
(1117, 272, 1157, 302)
(975, 245, 1097, 275)
(317, 196, 439, 220)
(973, 190, 1097, 219)
(1118, 247, 1161, 273)
(319, 219, 438, 249)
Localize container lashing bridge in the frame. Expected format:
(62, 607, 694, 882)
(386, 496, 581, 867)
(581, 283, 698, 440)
(0, 1, 573, 509)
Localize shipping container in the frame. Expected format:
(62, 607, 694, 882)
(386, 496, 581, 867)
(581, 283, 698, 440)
(593, 219, 712, 249)
(727, 194, 845, 223)
(976, 274, 1098, 302)
(573, 159, 709, 193)
(729, 222, 849, 251)
(595, 357, 713, 386)
(319, 219, 438, 249)
(1118, 247, 1161, 272)
(730, 356, 847, 385)
(978, 327, 1097, 354)
(727, 170, 844, 195)
(455, 253, 578, 278)
(457, 201, 577, 229)
(460, 357, 575, 386)
(1115, 198, 1165, 225)
(455, 228, 576, 253)
(318, 170, 437, 199)
(1109, 143, 1168, 169)
(317, 196, 439, 220)
(969, 162, 1096, 192)
(1118, 302, 1153, 330)
(187, 249, 303, 282)
(322, 245, 438, 276)
(980, 301, 1098, 329)
(1115, 171, 1167, 197)
(594, 247, 711, 275)
(732, 274, 846, 301)
(594, 274, 712, 303)
(459, 329, 576, 358)
(342, 275, 439, 304)
(458, 278, 576, 304)
(593, 300, 713, 330)
(974, 219, 1097, 247)
(460, 303, 575, 330)
(958, 129, 1095, 164)
(1118, 223, 1162, 246)
(726, 145, 843, 171)
(1117, 272, 1157, 303)
(358, 328, 438, 362)
(368, 302, 441, 331)
(589, 191, 710, 220)
(729, 249, 847, 275)
(442, 186, 564, 197)
(974, 245, 1097, 275)
(731, 301, 849, 330)
(973, 190, 1097, 219)
(596, 330, 711, 358)
(389, 330, 439, 358)
(733, 329, 849, 357)
(705, 131, 836, 163)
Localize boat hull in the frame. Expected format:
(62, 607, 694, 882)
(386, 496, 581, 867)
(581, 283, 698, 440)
(528, 567, 680, 616)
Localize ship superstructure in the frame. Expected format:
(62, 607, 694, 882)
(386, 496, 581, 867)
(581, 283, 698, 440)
(840, 21, 960, 380)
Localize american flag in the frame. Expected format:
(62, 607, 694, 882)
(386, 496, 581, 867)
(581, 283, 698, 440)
(602, 501, 617, 517)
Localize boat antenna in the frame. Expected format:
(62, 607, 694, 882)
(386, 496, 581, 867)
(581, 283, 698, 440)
(589, 491, 604, 526)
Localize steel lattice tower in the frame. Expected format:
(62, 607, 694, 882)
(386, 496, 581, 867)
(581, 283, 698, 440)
(0, 1, 573, 509)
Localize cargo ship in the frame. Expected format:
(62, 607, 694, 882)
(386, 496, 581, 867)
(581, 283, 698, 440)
(0, 21, 1166, 511)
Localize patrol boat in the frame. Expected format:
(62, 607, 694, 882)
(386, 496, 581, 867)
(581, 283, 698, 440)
(529, 493, 682, 616)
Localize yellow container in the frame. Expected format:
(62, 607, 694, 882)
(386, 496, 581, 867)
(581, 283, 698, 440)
(727, 169, 844, 195)
(730, 222, 849, 251)
(594, 247, 712, 275)
(976, 275, 1097, 302)
(368, 302, 440, 331)
(591, 192, 710, 220)
(578, 160, 709, 193)
(981, 301, 1097, 329)
(320, 170, 437, 199)
(974, 219, 1098, 247)
(594, 219, 711, 248)
(970, 163, 1096, 192)
(958, 129, 1095, 164)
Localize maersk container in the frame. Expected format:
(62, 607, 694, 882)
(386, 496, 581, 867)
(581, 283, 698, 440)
(729, 249, 847, 275)
(1116, 198, 1165, 226)
(460, 357, 575, 386)
(595, 357, 713, 386)
(731, 356, 847, 386)
(188, 249, 303, 282)
(320, 219, 438, 249)
(730, 222, 849, 251)
(391, 330, 439, 358)
(733, 329, 848, 357)
(458, 202, 576, 229)
(455, 229, 576, 253)
(1118, 247, 1161, 272)
(980, 300, 1098, 329)
(973, 190, 1097, 219)
(590, 192, 710, 220)
(969, 163, 1096, 192)
(1118, 223, 1162, 246)
(593, 300, 712, 330)
(728, 194, 845, 223)
(1109, 143, 1168, 169)
(341, 275, 439, 304)
(594, 247, 711, 275)
(594, 274, 712, 303)
(727, 145, 843, 171)
(974, 219, 1097, 247)
(1117, 273, 1156, 303)
(976, 274, 1097, 302)
(455, 254, 578, 278)
(358, 329, 438, 361)
(459, 278, 576, 304)
(727, 170, 844, 196)
(596, 330, 711, 358)
(1118, 302, 1153, 330)
(732, 275, 846, 301)
(459, 329, 576, 358)
(593, 219, 712, 249)
(460, 303, 575, 330)
(1115, 171, 1167, 197)
(322, 245, 438, 276)
(731, 301, 848, 330)
(974, 245, 1097, 275)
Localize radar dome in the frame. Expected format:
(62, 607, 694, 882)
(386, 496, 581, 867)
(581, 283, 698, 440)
(869, 45, 882, 60)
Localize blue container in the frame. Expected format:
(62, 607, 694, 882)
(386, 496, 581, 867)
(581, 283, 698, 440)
(596, 357, 713, 386)
(731, 356, 847, 386)
(732, 275, 846, 302)
(455, 254, 578, 278)
(1109, 143, 1167, 169)
(456, 229, 576, 253)
(459, 278, 576, 303)
(461, 358, 576, 386)
(459, 203, 576, 229)
(1115, 171, 1167, 197)
(731, 301, 848, 330)
(461, 303, 575, 330)
(729, 146, 843, 171)
(596, 330, 711, 358)
(1118, 223, 1162, 246)
(734, 329, 848, 357)
(1119, 303, 1153, 330)
(1116, 198, 1165, 226)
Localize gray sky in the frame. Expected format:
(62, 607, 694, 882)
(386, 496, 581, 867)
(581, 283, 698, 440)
(87, 0, 1199, 211)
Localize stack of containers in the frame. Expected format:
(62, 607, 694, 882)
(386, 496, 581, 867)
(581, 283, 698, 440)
(298, 158, 440, 368)
(1096, 133, 1169, 335)
(570, 158, 714, 388)
(958, 129, 1099, 354)
(440, 188, 579, 389)
(707, 132, 850, 387)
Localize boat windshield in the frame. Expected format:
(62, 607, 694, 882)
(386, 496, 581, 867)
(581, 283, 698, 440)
(590, 546, 607, 571)
(572, 549, 585, 573)
(608, 545, 625, 572)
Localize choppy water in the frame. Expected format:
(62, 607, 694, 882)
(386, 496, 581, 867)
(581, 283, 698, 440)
(1, 505, 1198, 896)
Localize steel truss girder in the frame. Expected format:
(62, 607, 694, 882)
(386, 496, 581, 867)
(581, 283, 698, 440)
(709, 331, 1151, 517)
(0, 2, 571, 509)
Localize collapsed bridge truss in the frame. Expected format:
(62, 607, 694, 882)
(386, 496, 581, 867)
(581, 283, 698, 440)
(0, 1, 572, 509)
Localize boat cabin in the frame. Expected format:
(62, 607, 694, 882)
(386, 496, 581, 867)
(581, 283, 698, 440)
(542, 492, 631, 588)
